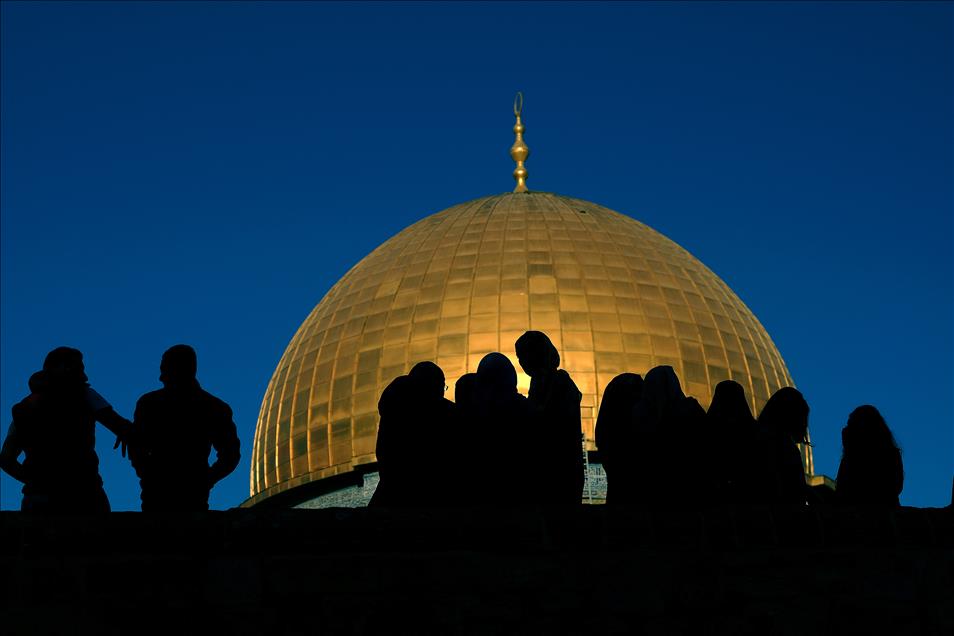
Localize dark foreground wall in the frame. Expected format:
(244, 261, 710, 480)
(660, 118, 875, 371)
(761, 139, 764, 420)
(2, 506, 952, 635)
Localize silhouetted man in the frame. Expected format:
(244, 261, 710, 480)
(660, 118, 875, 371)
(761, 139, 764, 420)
(515, 331, 584, 505)
(129, 345, 239, 511)
(0, 348, 132, 512)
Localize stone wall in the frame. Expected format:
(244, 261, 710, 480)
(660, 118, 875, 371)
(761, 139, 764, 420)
(2, 506, 952, 635)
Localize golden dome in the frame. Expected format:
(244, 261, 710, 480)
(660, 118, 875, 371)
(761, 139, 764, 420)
(249, 192, 804, 504)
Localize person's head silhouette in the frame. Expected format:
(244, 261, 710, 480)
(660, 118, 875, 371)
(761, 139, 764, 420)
(476, 352, 518, 395)
(842, 405, 898, 454)
(514, 330, 559, 377)
(159, 344, 198, 387)
(759, 387, 809, 444)
(455, 373, 478, 409)
(409, 361, 445, 399)
(600, 373, 643, 414)
(43, 347, 87, 388)
(708, 380, 753, 423)
(28, 370, 48, 395)
(642, 365, 684, 406)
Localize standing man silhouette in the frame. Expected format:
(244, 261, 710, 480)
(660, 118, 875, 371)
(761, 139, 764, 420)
(129, 345, 240, 511)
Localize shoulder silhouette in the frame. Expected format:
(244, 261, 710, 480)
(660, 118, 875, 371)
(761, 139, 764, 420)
(835, 405, 903, 506)
(129, 345, 240, 512)
(0, 347, 132, 513)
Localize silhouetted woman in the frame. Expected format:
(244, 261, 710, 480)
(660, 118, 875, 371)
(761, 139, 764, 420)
(594, 373, 643, 505)
(632, 365, 707, 507)
(370, 375, 415, 507)
(515, 331, 584, 505)
(835, 405, 903, 506)
(757, 387, 810, 506)
(452, 373, 480, 502)
(370, 362, 455, 507)
(455, 373, 479, 413)
(707, 380, 758, 504)
(466, 353, 533, 505)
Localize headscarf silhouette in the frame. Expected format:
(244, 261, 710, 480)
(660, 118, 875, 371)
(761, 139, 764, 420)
(595, 373, 643, 505)
(757, 387, 810, 505)
(409, 361, 445, 399)
(467, 353, 533, 504)
(634, 365, 684, 432)
(454, 373, 478, 410)
(707, 380, 757, 504)
(708, 380, 754, 426)
(476, 352, 519, 401)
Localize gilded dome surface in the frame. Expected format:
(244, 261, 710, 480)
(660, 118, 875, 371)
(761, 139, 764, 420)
(250, 192, 801, 503)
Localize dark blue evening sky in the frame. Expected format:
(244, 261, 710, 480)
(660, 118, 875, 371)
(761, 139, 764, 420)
(2, 1, 951, 510)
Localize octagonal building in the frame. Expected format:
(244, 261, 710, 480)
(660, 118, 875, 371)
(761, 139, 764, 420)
(247, 105, 811, 507)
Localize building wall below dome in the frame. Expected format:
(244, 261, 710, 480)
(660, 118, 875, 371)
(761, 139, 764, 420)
(251, 192, 801, 504)
(292, 463, 611, 509)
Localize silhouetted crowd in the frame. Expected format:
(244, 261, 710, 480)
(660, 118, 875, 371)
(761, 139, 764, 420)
(371, 331, 584, 506)
(372, 330, 905, 509)
(2, 331, 907, 513)
(1, 345, 240, 512)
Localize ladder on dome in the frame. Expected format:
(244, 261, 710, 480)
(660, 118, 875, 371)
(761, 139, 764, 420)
(582, 434, 593, 504)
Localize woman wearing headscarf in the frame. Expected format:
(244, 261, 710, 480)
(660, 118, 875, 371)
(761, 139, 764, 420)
(452, 372, 480, 504)
(594, 373, 643, 505)
(369, 374, 415, 507)
(706, 380, 758, 504)
(835, 405, 903, 506)
(757, 387, 810, 506)
(631, 365, 707, 507)
(467, 353, 533, 504)
(371, 362, 456, 507)
(515, 331, 584, 505)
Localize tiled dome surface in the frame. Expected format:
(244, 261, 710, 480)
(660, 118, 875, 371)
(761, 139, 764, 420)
(250, 192, 800, 503)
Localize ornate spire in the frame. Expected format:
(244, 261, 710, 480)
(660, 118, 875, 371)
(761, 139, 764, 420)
(510, 92, 529, 193)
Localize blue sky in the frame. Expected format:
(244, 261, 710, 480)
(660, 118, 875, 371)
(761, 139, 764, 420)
(2, 1, 951, 510)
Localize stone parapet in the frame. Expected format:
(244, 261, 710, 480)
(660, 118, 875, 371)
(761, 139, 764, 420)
(2, 506, 952, 635)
